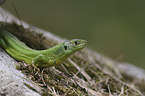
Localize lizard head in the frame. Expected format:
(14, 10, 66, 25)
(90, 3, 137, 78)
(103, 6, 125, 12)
(63, 39, 87, 54)
(48, 39, 87, 65)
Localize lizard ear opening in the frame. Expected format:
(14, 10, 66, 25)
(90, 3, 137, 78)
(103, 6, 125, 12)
(74, 41, 79, 45)
(64, 46, 67, 50)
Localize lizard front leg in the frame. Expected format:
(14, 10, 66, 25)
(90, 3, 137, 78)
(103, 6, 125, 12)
(32, 54, 56, 68)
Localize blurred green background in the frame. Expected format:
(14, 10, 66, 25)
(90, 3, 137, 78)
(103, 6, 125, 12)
(1, 0, 145, 69)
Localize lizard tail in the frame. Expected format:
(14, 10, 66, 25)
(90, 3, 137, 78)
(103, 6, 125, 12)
(0, 28, 7, 48)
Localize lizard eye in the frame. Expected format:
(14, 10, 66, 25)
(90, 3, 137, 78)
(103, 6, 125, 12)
(75, 41, 79, 45)
(64, 46, 67, 50)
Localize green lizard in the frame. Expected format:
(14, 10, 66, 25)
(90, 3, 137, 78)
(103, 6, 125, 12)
(0, 28, 87, 68)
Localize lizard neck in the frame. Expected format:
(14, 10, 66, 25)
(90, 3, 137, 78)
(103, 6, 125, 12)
(44, 43, 72, 64)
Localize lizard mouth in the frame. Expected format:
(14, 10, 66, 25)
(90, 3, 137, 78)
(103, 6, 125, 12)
(76, 40, 87, 49)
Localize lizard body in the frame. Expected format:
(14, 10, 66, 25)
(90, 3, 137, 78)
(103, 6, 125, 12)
(0, 28, 87, 67)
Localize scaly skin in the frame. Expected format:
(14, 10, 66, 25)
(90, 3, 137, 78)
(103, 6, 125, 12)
(0, 28, 87, 68)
